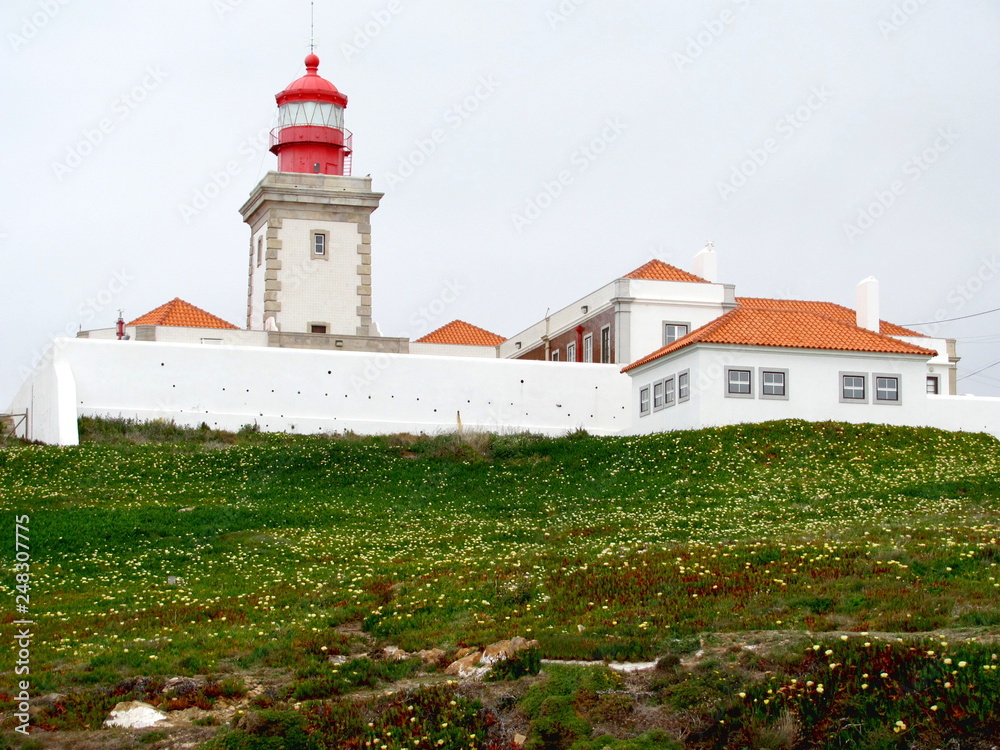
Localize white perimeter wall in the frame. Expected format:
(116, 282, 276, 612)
(8, 339, 632, 445)
(628, 345, 1000, 440)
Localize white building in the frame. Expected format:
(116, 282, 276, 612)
(5, 53, 998, 445)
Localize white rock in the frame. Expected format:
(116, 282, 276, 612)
(104, 700, 168, 729)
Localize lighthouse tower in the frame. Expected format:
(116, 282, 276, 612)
(240, 54, 388, 345)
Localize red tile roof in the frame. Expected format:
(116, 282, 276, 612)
(415, 320, 506, 346)
(736, 297, 926, 338)
(623, 304, 937, 373)
(128, 298, 239, 329)
(624, 259, 709, 283)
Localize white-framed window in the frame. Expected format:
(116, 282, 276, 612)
(678, 370, 691, 403)
(313, 231, 327, 258)
(874, 373, 901, 405)
(583, 334, 593, 363)
(664, 376, 676, 407)
(567, 342, 577, 363)
(551, 350, 560, 362)
(926, 376, 940, 395)
(653, 381, 665, 411)
(256, 236, 263, 267)
(760, 368, 789, 400)
(663, 322, 690, 345)
(725, 367, 753, 399)
(600, 326, 611, 364)
(639, 386, 651, 416)
(840, 372, 868, 403)
(310, 323, 329, 334)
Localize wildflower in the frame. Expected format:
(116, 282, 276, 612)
(958, 661, 967, 668)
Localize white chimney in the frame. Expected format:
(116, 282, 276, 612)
(856, 277, 880, 332)
(692, 242, 718, 283)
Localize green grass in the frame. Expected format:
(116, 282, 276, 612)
(1, 418, 999, 747)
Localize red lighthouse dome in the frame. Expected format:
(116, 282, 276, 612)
(270, 54, 352, 175)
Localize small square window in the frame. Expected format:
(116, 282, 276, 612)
(874, 374, 901, 405)
(926, 376, 940, 395)
(652, 381, 665, 411)
(840, 373, 868, 403)
(664, 376, 676, 407)
(726, 368, 753, 398)
(310, 324, 328, 334)
(639, 386, 651, 416)
(678, 371, 691, 403)
(663, 322, 690, 345)
(759, 369, 789, 400)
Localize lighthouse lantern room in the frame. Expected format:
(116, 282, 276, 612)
(270, 54, 352, 176)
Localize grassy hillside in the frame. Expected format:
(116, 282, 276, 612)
(1, 419, 999, 749)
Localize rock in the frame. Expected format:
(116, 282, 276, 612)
(444, 651, 488, 679)
(327, 654, 349, 665)
(513, 733, 528, 747)
(481, 637, 539, 666)
(454, 647, 478, 660)
(382, 646, 410, 661)
(103, 701, 168, 729)
(162, 677, 201, 696)
(417, 648, 446, 665)
(34, 693, 66, 707)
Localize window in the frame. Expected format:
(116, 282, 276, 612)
(926, 376, 940, 395)
(874, 374, 901, 405)
(726, 367, 753, 398)
(600, 326, 611, 364)
(256, 236, 263, 267)
(583, 334, 593, 363)
(840, 372, 867, 403)
(567, 342, 577, 363)
(760, 369, 789, 400)
(653, 381, 665, 411)
(664, 376, 676, 407)
(639, 386, 651, 416)
(663, 322, 690, 345)
(310, 324, 328, 334)
(551, 350, 560, 362)
(678, 370, 691, 403)
(313, 232, 327, 257)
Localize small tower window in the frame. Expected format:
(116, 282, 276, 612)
(313, 233, 326, 256)
(256, 236, 263, 267)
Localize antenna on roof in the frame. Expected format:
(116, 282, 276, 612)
(309, 0, 316, 53)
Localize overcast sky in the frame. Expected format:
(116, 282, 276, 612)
(3, 0, 999, 406)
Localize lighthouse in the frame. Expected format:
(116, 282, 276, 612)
(240, 54, 398, 351)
